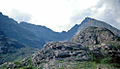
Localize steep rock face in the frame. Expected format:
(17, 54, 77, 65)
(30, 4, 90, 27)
(89, 42, 120, 62)
(1, 42, 90, 68)
(0, 12, 45, 48)
(31, 41, 90, 66)
(78, 17, 120, 37)
(72, 26, 120, 63)
(72, 26, 119, 46)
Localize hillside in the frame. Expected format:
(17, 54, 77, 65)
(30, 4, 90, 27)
(0, 12, 45, 48)
(2, 27, 120, 69)
(0, 31, 38, 64)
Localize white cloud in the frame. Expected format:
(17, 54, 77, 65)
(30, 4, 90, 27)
(9, 10, 31, 22)
(1, 0, 119, 32)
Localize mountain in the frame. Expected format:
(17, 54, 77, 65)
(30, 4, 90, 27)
(72, 26, 120, 45)
(20, 22, 65, 42)
(0, 12, 80, 48)
(0, 31, 37, 64)
(1, 12, 120, 49)
(0, 12, 45, 48)
(77, 17, 120, 37)
(66, 24, 80, 40)
(20, 22, 79, 42)
(2, 26, 120, 69)
(19, 17, 120, 45)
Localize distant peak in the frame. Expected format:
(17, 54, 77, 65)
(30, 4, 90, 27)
(0, 12, 3, 15)
(85, 17, 92, 19)
(80, 17, 98, 24)
(20, 22, 29, 24)
(85, 17, 95, 20)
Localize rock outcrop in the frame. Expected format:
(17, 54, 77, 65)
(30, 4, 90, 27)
(32, 41, 90, 66)
(72, 26, 120, 63)
(72, 26, 119, 46)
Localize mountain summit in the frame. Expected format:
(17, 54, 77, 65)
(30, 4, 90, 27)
(77, 17, 120, 37)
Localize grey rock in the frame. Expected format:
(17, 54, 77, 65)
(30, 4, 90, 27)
(72, 26, 119, 46)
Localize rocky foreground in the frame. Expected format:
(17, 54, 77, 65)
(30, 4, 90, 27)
(1, 27, 120, 69)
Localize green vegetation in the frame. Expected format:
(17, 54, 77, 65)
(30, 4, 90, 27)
(58, 66, 66, 69)
(70, 61, 119, 69)
(56, 60, 120, 69)
(57, 60, 68, 64)
(1, 58, 37, 69)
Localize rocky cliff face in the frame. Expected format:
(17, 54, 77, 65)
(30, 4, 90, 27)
(31, 42, 90, 66)
(72, 26, 119, 46)
(31, 27, 120, 65)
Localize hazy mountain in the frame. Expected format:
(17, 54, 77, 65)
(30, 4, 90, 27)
(0, 12, 45, 48)
(66, 24, 80, 40)
(20, 22, 64, 42)
(19, 22, 79, 42)
(0, 12, 80, 48)
(0, 31, 37, 64)
(77, 17, 120, 37)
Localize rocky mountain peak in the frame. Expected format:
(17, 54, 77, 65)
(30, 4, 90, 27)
(72, 26, 119, 46)
(84, 17, 94, 21)
(77, 17, 120, 37)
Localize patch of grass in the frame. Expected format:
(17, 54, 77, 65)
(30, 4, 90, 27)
(56, 60, 68, 64)
(0, 58, 37, 69)
(100, 57, 112, 63)
(69, 61, 119, 69)
(58, 66, 66, 69)
(69, 61, 95, 69)
(14, 61, 23, 66)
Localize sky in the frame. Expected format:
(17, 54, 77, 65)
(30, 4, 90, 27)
(0, 0, 120, 32)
